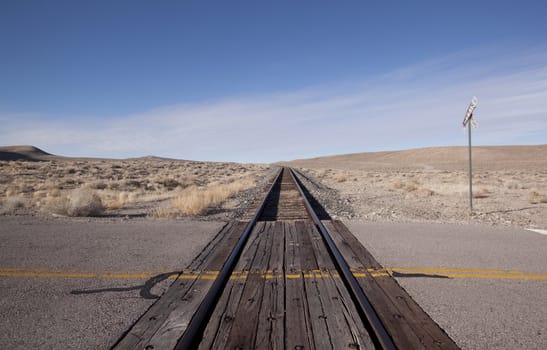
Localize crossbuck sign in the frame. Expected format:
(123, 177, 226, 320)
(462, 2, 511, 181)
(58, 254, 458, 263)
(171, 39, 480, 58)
(463, 96, 478, 127)
(463, 96, 478, 212)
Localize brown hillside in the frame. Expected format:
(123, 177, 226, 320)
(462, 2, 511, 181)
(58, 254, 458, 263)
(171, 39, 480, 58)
(0, 146, 55, 161)
(282, 145, 547, 171)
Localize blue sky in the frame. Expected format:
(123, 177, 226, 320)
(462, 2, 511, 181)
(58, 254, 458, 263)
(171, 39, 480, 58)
(1, 1, 546, 162)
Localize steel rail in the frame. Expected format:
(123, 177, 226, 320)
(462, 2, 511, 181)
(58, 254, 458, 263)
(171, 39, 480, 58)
(288, 168, 397, 350)
(175, 168, 283, 350)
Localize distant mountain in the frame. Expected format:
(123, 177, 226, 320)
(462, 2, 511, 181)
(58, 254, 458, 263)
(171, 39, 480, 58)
(3, 144, 546, 170)
(0, 146, 192, 163)
(0, 145, 55, 161)
(128, 155, 190, 162)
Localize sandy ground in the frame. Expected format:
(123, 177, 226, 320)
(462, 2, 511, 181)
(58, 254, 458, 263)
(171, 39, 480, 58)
(1, 144, 545, 228)
(284, 145, 547, 229)
(0, 146, 272, 220)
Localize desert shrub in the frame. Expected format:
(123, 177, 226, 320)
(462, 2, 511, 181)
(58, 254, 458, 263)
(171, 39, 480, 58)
(124, 180, 142, 189)
(156, 177, 181, 190)
(393, 181, 404, 189)
(89, 181, 108, 190)
(63, 178, 77, 186)
(528, 191, 547, 204)
(101, 191, 130, 209)
(45, 188, 104, 217)
(0, 196, 27, 214)
(108, 182, 121, 190)
(333, 173, 349, 183)
(506, 181, 520, 190)
(473, 188, 492, 199)
(0, 175, 13, 184)
(32, 190, 48, 208)
(416, 188, 435, 197)
(5, 186, 18, 197)
(393, 180, 419, 192)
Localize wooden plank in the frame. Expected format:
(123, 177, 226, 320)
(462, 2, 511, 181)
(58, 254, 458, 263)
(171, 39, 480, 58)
(329, 220, 460, 350)
(295, 221, 319, 270)
(295, 221, 331, 349)
(304, 221, 375, 349)
(254, 221, 285, 349)
(113, 221, 247, 350)
(142, 275, 218, 349)
(197, 222, 268, 349)
(326, 270, 376, 350)
(223, 221, 274, 349)
(355, 274, 427, 349)
(285, 222, 315, 350)
(197, 278, 246, 349)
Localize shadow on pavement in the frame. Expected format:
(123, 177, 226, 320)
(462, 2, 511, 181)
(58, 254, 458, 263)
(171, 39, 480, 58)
(70, 271, 180, 299)
(391, 271, 450, 279)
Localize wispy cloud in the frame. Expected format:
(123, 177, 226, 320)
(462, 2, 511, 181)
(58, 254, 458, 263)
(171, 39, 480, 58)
(2, 45, 547, 162)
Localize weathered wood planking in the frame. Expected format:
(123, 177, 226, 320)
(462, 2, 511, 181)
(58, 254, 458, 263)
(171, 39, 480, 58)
(326, 220, 460, 350)
(254, 221, 285, 349)
(294, 220, 332, 349)
(198, 222, 268, 349)
(223, 222, 274, 348)
(284, 221, 316, 349)
(200, 221, 376, 349)
(303, 221, 375, 349)
(112, 221, 248, 350)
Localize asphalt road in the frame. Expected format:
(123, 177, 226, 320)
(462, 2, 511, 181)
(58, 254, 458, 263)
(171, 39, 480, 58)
(0, 216, 224, 349)
(346, 221, 547, 350)
(2, 216, 545, 349)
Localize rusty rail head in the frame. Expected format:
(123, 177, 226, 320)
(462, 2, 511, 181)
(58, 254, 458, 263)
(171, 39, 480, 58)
(175, 168, 283, 350)
(288, 168, 397, 350)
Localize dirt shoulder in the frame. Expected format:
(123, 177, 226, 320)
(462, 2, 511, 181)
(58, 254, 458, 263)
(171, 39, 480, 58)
(288, 146, 547, 229)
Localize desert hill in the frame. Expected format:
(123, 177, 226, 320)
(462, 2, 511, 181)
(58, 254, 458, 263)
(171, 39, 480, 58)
(2, 145, 546, 172)
(282, 145, 547, 172)
(0, 146, 55, 161)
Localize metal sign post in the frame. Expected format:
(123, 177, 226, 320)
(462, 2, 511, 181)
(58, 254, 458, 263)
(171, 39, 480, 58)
(463, 96, 478, 213)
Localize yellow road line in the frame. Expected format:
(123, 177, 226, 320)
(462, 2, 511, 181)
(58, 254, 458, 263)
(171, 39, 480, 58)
(1, 267, 546, 281)
(384, 267, 538, 275)
(422, 273, 547, 280)
(0, 272, 164, 279)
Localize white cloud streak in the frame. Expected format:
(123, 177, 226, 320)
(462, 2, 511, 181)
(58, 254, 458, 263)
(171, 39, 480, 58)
(2, 46, 547, 162)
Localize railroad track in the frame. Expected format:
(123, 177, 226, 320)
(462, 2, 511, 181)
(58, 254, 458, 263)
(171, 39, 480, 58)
(113, 168, 459, 349)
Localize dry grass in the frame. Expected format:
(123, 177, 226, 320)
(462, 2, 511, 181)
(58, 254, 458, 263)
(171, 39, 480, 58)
(392, 180, 419, 192)
(333, 173, 349, 183)
(100, 191, 131, 210)
(391, 179, 434, 196)
(415, 188, 435, 197)
(528, 191, 547, 204)
(153, 177, 256, 218)
(473, 188, 492, 199)
(0, 158, 268, 217)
